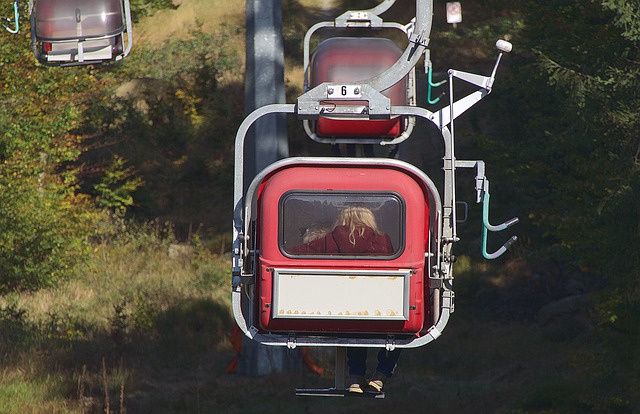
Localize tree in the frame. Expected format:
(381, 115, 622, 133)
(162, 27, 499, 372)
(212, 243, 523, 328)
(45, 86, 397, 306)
(474, 0, 640, 408)
(0, 31, 100, 292)
(478, 0, 639, 275)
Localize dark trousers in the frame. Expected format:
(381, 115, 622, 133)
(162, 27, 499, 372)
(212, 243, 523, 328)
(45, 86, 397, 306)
(347, 347, 401, 378)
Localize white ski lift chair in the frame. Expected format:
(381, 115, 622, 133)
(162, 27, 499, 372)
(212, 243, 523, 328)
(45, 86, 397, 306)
(31, 0, 132, 66)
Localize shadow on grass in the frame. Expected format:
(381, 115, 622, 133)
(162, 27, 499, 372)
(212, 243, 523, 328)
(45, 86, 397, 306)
(0, 296, 236, 414)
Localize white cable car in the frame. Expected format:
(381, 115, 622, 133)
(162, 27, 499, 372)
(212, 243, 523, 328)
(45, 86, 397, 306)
(233, 0, 517, 397)
(31, 0, 132, 66)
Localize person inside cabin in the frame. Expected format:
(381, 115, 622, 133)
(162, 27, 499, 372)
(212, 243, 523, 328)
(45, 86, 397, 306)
(299, 222, 330, 245)
(290, 206, 393, 255)
(290, 206, 400, 393)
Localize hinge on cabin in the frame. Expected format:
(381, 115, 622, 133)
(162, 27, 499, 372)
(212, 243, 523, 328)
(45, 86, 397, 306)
(287, 333, 297, 349)
(429, 274, 443, 288)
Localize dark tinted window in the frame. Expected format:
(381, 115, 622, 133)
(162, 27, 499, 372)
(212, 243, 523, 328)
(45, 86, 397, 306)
(281, 192, 404, 258)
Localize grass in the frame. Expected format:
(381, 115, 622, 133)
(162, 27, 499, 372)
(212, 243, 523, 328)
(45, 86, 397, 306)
(0, 225, 592, 413)
(135, 0, 246, 49)
(0, 378, 74, 414)
(0, 219, 627, 409)
(0, 220, 235, 414)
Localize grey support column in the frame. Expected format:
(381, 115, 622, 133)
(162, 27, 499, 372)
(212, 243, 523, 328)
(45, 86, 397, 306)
(244, 0, 289, 185)
(238, 0, 293, 376)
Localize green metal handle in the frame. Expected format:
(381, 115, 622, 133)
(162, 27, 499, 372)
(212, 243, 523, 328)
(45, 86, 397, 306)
(2, 1, 19, 34)
(481, 192, 518, 259)
(427, 65, 446, 104)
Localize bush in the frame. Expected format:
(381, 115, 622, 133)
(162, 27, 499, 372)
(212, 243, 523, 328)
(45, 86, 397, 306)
(0, 180, 95, 293)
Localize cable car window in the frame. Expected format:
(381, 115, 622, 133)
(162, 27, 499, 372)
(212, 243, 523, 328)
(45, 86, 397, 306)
(31, 0, 133, 66)
(34, 0, 125, 40)
(280, 192, 404, 258)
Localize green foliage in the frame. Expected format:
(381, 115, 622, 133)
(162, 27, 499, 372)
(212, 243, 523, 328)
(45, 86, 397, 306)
(1, 18, 242, 291)
(600, 0, 640, 40)
(94, 155, 143, 215)
(0, 180, 93, 293)
(0, 28, 106, 292)
(479, 1, 639, 271)
(469, 0, 640, 408)
(0, 219, 234, 413)
(76, 29, 242, 230)
(128, 0, 177, 22)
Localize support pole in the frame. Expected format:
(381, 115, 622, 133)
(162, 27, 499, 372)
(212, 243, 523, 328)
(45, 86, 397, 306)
(244, 0, 289, 185)
(238, 0, 292, 376)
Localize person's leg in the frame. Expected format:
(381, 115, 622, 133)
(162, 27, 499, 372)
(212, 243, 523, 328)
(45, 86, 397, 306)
(374, 348, 401, 378)
(347, 347, 368, 393)
(369, 348, 402, 392)
(347, 347, 367, 377)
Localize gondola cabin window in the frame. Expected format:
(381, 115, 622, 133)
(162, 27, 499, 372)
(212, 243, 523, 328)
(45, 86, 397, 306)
(310, 37, 408, 139)
(34, 0, 125, 40)
(280, 192, 404, 259)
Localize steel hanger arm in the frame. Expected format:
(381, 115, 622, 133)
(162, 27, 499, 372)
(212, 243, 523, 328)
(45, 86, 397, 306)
(429, 40, 512, 128)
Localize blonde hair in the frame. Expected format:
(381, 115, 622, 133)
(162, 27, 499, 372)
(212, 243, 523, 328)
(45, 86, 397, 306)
(334, 206, 383, 246)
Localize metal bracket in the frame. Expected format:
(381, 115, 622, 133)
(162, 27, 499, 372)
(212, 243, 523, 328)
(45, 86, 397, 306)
(429, 40, 512, 129)
(297, 83, 392, 119)
(335, 10, 384, 28)
(287, 333, 297, 349)
(385, 335, 396, 351)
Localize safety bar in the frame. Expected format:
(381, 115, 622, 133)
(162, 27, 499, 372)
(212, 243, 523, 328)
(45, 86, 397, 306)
(302, 0, 432, 98)
(301, 0, 412, 89)
(301, 0, 420, 145)
(118, 0, 134, 60)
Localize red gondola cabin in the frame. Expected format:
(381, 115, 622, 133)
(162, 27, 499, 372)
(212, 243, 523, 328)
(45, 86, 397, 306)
(309, 37, 409, 139)
(249, 159, 438, 337)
